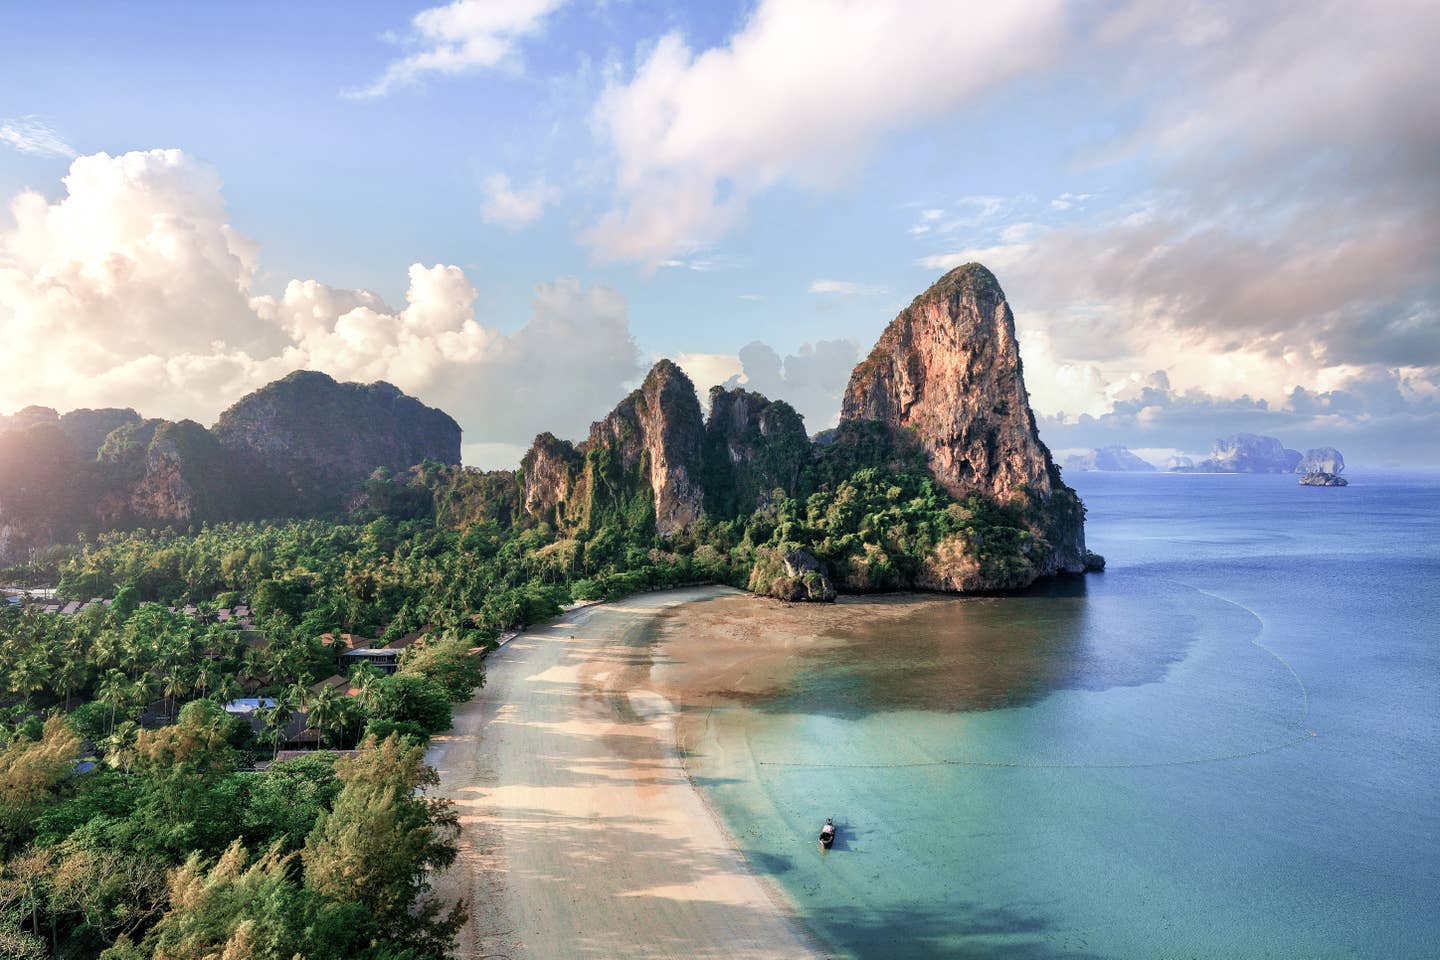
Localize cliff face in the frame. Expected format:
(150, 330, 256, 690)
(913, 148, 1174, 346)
(1297, 447, 1345, 475)
(841, 263, 1087, 576)
(212, 371, 462, 514)
(1064, 445, 1156, 472)
(520, 360, 705, 537)
(58, 408, 142, 456)
(590, 360, 706, 536)
(0, 420, 92, 563)
(0, 373, 459, 562)
(1186, 434, 1302, 473)
(703, 386, 809, 516)
(519, 432, 585, 525)
(96, 419, 236, 526)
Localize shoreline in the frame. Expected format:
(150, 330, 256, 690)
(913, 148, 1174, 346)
(426, 586, 826, 960)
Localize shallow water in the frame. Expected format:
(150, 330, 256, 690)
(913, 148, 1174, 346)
(677, 471, 1440, 959)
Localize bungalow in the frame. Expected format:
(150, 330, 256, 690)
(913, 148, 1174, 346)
(337, 631, 426, 674)
(310, 674, 362, 698)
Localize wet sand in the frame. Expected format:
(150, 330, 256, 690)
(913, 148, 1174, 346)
(425, 586, 831, 960)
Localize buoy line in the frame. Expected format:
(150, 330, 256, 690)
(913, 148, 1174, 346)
(757, 582, 1318, 772)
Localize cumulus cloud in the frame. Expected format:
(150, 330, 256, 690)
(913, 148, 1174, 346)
(480, 173, 553, 228)
(583, 0, 1066, 264)
(0, 149, 642, 469)
(907, 0, 1440, 456)
(1036, 367, 1440, 466)
(723, 338, 860, 432)
(674, 352, 743, 394)
(0, 116, 76, 158)
(349, 0, 568, 98)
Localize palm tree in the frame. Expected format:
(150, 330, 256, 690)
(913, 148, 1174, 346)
(259, 697, 294, 759)
(211, 674, 243, 708)
(53, 657, 92, 712)
(193, 663, 219, 702)
(305, 685, 343, 748)
(6, 655, 51, 707)
(350, 661, 384, 713)
(97, 669, 129, 735)
(160, 668, 189, 720)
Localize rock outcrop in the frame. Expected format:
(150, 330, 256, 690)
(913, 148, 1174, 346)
(1296, 447, 1345, 476)
(213, 371, 461, 515)
(519, 432, 585, 525)
(840, 263, 1087, 577)
(58, 408, 142, 457)
(0, 419, 92, 563)
(1299, 472, 1348, 487)
(748, 546, 837, 602)
(702, 386, 809, 516)
(1064, 445, 1156, 472)
(1181, 434, 1302, 473)
(96, 419, 237, 526)
(0, 373, 460, 563)
(1166, 455, 1195, 471)
(520, 360, 706, 537)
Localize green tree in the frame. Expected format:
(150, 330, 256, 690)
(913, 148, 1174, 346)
(302, 736, 463, 949)
(398, 635, 485, 703)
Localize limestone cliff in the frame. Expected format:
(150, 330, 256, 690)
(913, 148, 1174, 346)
(58, 408, 142, 456)
(702, 386, 809, 516)
(1296, 447, 1345, 476)
(96, 419, 236, 526)
(519, 432, 585, 526)
(0, 373, 459, 562)
(0, 420, 92, 563)
(1183, 434, 1302, 473)
(520, 360, 706, 537)
(840, 263, 1088, 577)
(1064, 446, 1156, 472)
(212, 371, 461, 515)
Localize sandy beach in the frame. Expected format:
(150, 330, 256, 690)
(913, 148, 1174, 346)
(425, 585, 828, 960)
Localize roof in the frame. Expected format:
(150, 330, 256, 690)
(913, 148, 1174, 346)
(384, 631, 429, 651)
(310, 674, 361, 697)
(340, 647, 399, 659)
(320, 632, 373, 651)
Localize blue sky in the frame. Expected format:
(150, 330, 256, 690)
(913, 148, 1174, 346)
(2, 0, 1436, 467)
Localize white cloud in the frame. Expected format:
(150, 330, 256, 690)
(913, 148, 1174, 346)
(808, 279, 883, 296)
(917, 240, 1035, 274)
(0, 116, 76, 159)
(584, 0, 1066, 264)
(480, 173, 553, 228)
(674, 352, 743, 393)
(0, 149, 641, 465)
(348, 0, 568, 98)
(1049, 192, 1094, 211)
(725, 338, 860, 431)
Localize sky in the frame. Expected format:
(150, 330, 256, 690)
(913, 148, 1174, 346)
(1, 0, 1436, 468)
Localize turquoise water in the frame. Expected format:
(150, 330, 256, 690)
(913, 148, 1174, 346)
(683, 471, 1440, 959)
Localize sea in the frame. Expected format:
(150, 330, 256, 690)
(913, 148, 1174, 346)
(682, 470, 1440, 960)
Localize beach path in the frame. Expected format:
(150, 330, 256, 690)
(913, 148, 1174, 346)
(427, 586, 823, 960)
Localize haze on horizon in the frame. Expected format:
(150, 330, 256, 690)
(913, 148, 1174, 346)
(2, 0, 1436, 468)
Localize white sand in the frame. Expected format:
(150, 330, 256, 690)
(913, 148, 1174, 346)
(426, 586, 826, 960)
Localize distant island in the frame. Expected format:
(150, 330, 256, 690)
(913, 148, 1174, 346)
(1166, 434, 1348, 486)
(1064, 445, 1157, 472)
